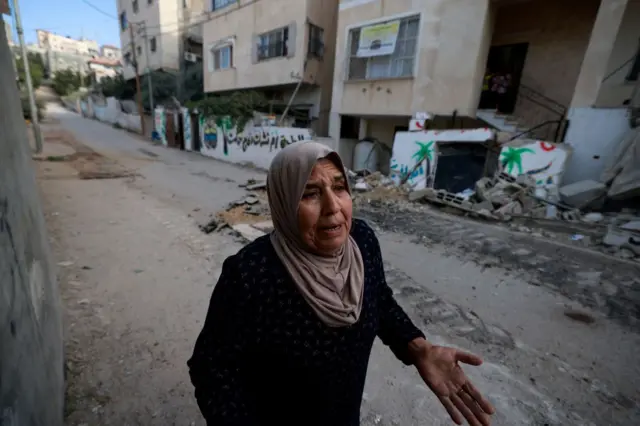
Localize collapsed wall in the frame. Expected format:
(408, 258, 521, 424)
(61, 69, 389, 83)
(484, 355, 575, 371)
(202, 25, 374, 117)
(0, 26, 64, 426)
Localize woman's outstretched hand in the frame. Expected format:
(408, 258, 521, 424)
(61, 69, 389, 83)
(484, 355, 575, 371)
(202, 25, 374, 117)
(409, 339, 495, 426)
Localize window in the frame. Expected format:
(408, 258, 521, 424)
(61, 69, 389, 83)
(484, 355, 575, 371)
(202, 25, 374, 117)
(132, 0, 139, 13)
(347, 15, 419, 80)
(627, 39, 640, 82)
(124, 52, 131, 65)
(137, 45, 142, 56)
(212, 0, 235, 11)
(148, 0, 152, 3)
(308, 23, 324, 58)
(120, 12, 128, 31)
(212, 44, 233, 70)
(258, 27, 289, 61)
(150, 37, 156, 52)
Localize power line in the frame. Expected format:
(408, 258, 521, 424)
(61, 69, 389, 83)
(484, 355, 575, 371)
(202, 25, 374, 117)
(80, 0, 118, 20)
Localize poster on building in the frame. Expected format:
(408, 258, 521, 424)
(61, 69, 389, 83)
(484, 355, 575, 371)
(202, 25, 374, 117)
(1, 0, 10, 15)
(356, 20, 400, 57)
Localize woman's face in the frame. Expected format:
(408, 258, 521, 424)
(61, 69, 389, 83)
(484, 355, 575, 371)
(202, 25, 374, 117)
(298, 158, 353, 255)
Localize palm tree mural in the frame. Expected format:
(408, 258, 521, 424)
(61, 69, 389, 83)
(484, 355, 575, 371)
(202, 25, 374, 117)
(412, 141, 434, 163)
(500, 146, 535, 175)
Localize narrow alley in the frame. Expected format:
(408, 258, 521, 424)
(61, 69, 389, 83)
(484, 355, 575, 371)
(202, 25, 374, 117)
(36, 104, 640, 426)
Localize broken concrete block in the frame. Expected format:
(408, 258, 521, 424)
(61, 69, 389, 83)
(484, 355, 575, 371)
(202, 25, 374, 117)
(246, 181, 267, 190)
(232, 223, 266, 241)
(582, 212, 604, 223)
(602, 225, 631, 247)
(515, 174, 536, 188)
(620, 220, 640, 232)
(495, 201, 523, 217)
(559, 180, 606, 209)
(409, 188, 436, 202)
(475, 177, 494, 202)
(354, 181, 371, 192)
(252, 220, 274, 233)
(472, 200, 494, 212)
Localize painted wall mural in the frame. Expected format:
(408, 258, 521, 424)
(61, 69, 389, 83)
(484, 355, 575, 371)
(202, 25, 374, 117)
(154, 108, 167, 146)
(499, 140, 571, 196)
(390, 129, 495, 189)
(182, 108, 193, 151)
(199, 118, 312, 169)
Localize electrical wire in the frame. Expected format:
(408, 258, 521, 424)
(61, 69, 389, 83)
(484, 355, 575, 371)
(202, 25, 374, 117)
(80, 0, 118, 20)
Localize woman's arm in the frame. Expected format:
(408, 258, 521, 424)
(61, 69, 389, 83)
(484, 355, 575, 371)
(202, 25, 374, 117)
(187, 256, 259, 425)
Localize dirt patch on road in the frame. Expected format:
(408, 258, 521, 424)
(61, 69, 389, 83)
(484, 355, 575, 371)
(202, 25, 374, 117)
(35, 129, 136, 180)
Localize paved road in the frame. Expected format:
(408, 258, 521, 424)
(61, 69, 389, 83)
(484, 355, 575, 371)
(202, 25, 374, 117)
(47, 104, 640, 425)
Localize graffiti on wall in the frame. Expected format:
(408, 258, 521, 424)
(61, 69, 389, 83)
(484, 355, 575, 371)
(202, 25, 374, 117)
(390, 129, 495, 189)
(182, 108, 192, 151)
(499, 140, 570, 194)
(199, 119, 312, 169)
(154, 108, 167, 146)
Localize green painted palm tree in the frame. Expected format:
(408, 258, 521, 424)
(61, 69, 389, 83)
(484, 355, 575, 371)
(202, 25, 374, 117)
(500, 147, 535, 175)
(412, 141, 434, 163)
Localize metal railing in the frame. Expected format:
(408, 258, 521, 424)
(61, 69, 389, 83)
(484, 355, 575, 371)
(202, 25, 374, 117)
(511, 83, 568, 142)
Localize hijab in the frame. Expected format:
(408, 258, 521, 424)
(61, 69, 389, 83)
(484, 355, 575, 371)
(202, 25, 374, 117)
(267, 142, 365, 328)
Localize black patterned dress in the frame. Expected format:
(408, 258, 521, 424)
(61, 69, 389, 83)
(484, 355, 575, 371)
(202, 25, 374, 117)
(187, 219, 425, 426)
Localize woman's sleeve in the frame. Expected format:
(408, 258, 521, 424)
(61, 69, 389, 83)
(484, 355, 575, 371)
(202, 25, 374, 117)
(187, 255, 259, 425)
(369, 232, 426, 365)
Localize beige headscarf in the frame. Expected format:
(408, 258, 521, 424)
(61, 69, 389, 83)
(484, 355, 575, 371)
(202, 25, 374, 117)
(267, 142, 365, 328)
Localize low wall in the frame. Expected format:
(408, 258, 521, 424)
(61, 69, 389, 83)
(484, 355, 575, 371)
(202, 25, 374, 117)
(0, 28, 64, 426)
(562, 107, 631, 185)
(198, 117, 313, 169)
(90, 97, 142, 133)
(499, 139, 571, 199)
(390, 129, 495, 190)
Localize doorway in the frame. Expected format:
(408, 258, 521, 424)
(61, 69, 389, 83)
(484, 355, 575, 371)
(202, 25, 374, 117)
(479, 42, 529, 114)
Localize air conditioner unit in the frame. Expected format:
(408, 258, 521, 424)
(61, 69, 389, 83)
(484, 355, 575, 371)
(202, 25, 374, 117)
(184, 52, 198, 62)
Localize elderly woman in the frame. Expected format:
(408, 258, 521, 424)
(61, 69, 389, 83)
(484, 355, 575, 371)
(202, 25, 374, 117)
(188, 142, 494, 426)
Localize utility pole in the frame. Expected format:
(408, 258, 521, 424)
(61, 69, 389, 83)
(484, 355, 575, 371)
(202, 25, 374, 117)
(138, 22, 154, 115)
(12, 0, 43, 153)
(176, 0, 185, 103)
(129, 24, 146, 136)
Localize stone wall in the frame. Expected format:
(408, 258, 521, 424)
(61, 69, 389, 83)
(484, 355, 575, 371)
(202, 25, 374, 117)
(0, 28, 64, 426)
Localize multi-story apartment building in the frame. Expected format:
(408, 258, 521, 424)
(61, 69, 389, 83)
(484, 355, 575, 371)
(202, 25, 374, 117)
(202, 0, 340, 135)
(101, 45, 122, 60)
(116, 0, 207, 82)
(329, 0, 640, 183)
(36, 30, 100, 56)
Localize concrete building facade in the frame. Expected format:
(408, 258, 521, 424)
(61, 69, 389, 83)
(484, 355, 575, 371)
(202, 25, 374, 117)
(117, 0, 207, 81)
(202, 0, 340, 136)
(329, 0, 640, 182)
(36, 29, 100, 56)
(0, 25, 64, 426)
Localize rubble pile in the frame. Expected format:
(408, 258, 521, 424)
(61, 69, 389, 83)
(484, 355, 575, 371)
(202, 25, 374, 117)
(407, 172, 575, 221)
(199, 179, 272, 235)
(349, 170, 410, 202)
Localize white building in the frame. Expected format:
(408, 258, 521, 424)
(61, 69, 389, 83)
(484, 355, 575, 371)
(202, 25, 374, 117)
(3, 18, 12, 45)
(116, 0, 207, 81)
(101, 44, 122, 60)
(36, 30, 99, 56)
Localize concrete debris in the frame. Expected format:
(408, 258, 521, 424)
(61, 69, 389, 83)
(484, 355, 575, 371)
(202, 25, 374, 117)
(620, 220, 640, 231)
(240, 178, 267, 190)
(559, 180, 607, 209)
(231, 223, 266, 241)
(602, 225, 631, 247)
(582, 213, 604, 223)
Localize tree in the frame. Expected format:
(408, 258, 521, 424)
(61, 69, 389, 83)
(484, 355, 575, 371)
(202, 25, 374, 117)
(141, 70, 177, 111)
(52, 69, 82, 96)
(188, 91, 268, 134)
(15, 52, 45, 89)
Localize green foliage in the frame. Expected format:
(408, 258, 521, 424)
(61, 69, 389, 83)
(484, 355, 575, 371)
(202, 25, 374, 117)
(187, 91, 268, 133)
(98, 74, 134, 99)
(21, 94, 46, 121)
(15, 52, 45, 89)
(52, 69, 83, 96)
(141, 71, 177, 111)
(182, 62, 204, 104)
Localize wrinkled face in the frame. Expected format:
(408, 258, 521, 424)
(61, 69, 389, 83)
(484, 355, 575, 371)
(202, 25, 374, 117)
(298, 158, 353, 256)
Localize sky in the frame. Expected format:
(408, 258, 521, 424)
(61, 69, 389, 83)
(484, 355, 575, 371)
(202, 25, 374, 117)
(3, 0, 121, 47)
